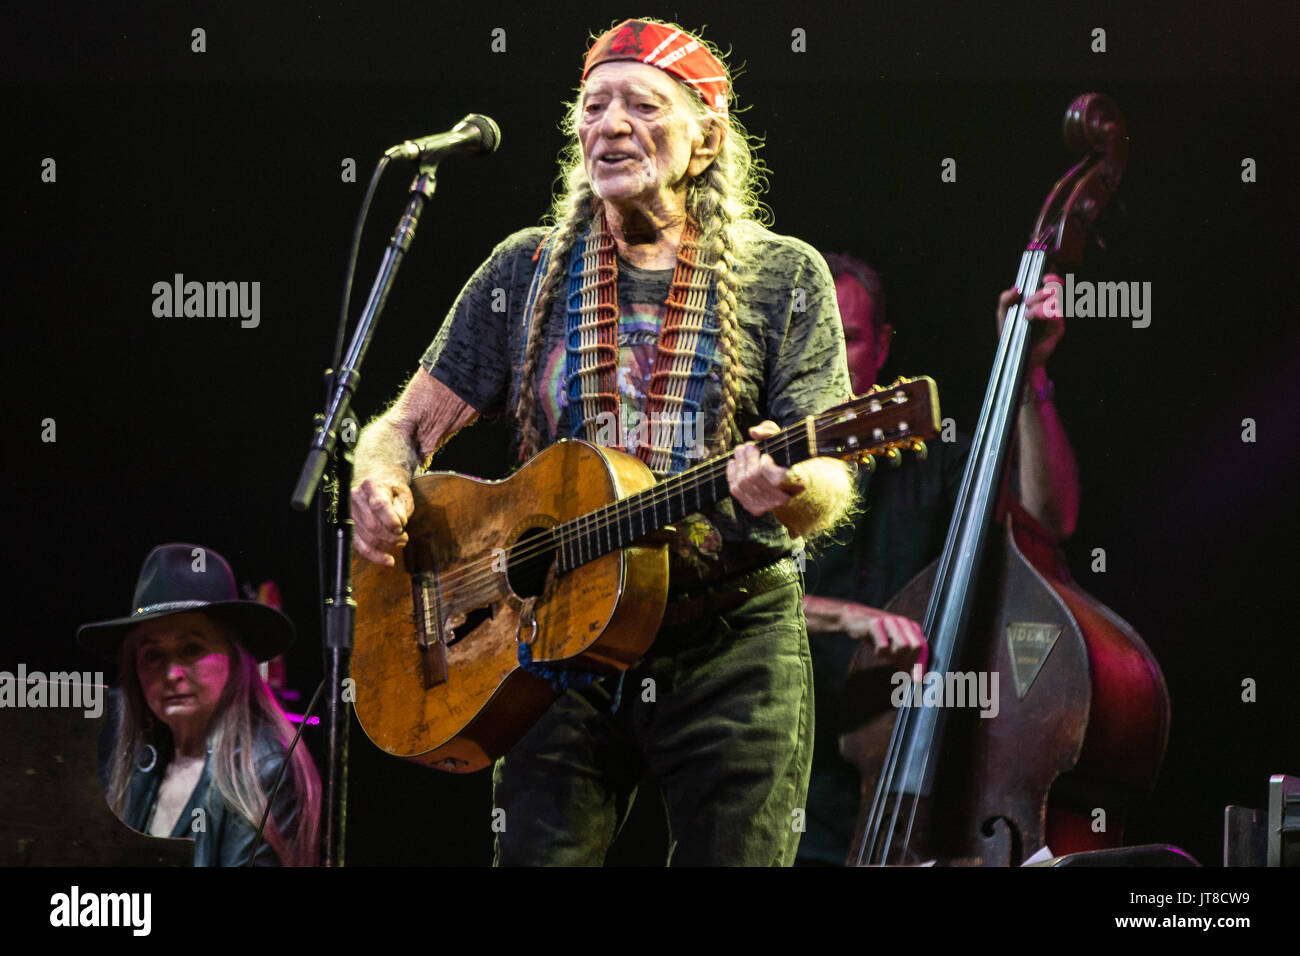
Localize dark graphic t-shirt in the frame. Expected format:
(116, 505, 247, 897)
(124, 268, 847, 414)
(420, 221, 853, 589)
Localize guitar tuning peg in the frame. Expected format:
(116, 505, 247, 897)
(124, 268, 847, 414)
(858, 453, 876, 473)
(885, 446, 902, 468)
(911, 439, 928, 461)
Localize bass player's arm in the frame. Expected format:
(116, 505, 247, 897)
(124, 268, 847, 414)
(351, 369, 480, 567)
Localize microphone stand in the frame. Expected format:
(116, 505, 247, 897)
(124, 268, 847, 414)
(291, 163, 440, 866)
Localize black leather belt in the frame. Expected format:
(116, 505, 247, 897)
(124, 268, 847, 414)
(660, 556, 801, 628)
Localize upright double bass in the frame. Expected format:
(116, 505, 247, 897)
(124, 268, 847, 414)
(846, 94, 1170, 867)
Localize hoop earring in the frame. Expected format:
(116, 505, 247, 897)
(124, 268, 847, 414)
(135, 742, 158, 773)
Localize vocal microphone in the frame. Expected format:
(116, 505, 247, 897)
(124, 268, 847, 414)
(384, 114, 501, 162)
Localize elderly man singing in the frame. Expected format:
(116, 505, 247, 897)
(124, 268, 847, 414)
(351, 19, 854, 865)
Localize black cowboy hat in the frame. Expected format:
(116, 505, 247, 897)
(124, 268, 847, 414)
(76, 543, 294, 662)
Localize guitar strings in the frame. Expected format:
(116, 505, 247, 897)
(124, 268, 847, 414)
(421, 394, 919, 597)
(424, 426, 810, 595)
(423, 397, 916, 596)
(549, 392, 920, 554)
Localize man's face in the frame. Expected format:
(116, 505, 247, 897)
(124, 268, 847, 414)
(836, 273, 889, 395)
(131, 612, 232, 734)
(579, 61, 713, 209)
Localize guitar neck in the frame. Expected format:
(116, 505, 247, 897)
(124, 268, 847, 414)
(552, 426, 815, 574)
(547, 378, 939, 575)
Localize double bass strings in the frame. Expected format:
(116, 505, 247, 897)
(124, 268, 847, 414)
(857, 248, 1045, 865)
(899, 257, 1040, 863)
(857, 255, 1028, 863)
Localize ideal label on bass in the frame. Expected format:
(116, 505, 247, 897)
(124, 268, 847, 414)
(1006, 623, 1062, 699)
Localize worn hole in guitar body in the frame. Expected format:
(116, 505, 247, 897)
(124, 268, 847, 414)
(446, 606, 492, 647)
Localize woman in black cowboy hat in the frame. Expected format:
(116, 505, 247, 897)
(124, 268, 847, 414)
(79, 543, 321, 866)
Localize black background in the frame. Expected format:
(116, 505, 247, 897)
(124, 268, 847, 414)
(6, 0, 1298, 868)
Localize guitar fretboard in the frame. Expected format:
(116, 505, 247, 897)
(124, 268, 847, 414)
(553, 429, 812, 573)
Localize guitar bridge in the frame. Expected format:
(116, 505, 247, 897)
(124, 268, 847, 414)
(412, 574, 448, 690)
(412, 572, 498, 689)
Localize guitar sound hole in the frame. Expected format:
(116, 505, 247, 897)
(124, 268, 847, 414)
(506, 527, 558, 599)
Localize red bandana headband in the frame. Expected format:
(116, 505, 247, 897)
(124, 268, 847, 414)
(582, 20, 729, 116)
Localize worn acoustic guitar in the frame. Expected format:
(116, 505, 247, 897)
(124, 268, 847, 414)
(351, 377, 941, 772)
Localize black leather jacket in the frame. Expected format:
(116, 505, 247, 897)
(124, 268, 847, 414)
(120, 728, 300, 866)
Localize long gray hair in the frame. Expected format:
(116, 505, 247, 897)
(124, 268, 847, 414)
(515, 19, 770, 461)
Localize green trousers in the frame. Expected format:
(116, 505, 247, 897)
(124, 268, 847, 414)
(492, 578, 814, 866)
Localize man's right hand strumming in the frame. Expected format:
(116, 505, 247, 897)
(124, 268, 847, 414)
(351, 468, 415, 567)
(349, 368, 482, 567)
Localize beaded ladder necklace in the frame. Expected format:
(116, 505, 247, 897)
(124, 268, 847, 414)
(524, 205, 721, 476)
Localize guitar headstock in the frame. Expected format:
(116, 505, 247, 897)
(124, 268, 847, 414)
(812, 376, 941, 472)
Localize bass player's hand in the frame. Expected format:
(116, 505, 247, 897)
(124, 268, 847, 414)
(804, 594, 928, 684)
(843, 605, 928, 685)
(996, 272, 1065, 372)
